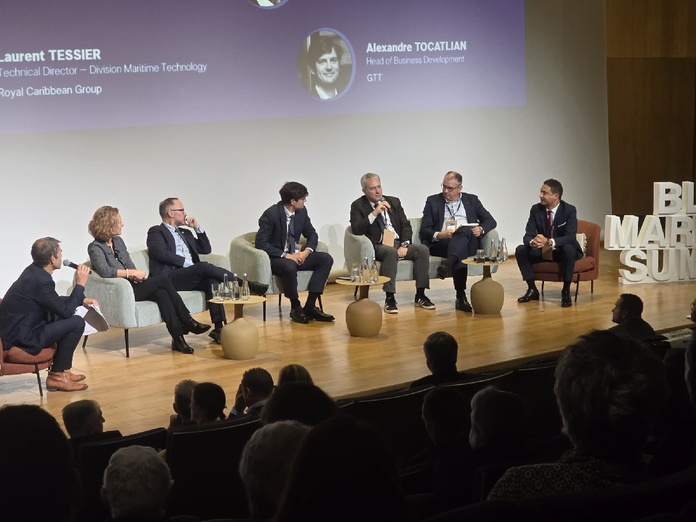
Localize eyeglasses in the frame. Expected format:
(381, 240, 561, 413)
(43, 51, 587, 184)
(441, 184, 461, 192)
(170, 208, 185, 212)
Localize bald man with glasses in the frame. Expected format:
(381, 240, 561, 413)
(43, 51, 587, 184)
(147, 197, 268, 346)
(420, 171, 496, 313)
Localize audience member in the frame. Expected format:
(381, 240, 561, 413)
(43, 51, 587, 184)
(488, 330, 668, 501)
(190, 382, 227, 425)
(239, 420, 310, 518)
(168, 379, 198, 431)
(469, 386, 528, 454)
(230, 367, 275, 418)
(255, 181, 334, 324)
(608, 293, 656, 342)
(62, 399, 122, 452)
(0, 404, 80, 522)
(410, 332, 472, 388)
(274, 415, 415, 521)
(277, 363, 314, 386)
(261, 382, 338, 425)
(0, 237, 97, 391)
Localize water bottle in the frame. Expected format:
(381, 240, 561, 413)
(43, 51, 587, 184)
(222, 273, 230, 300)
(231, 274, 240, 300)
(489, 239, 498, 261)
(350, 262, 360, 283)
(362, 256, 370, 283)
(241, 273, 250, 301)
(370, 256, 379, 283)
(500, 238, 508, 262)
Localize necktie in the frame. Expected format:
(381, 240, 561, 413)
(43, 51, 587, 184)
(286, 215, 296, 253)
(547, 210, 553, 239)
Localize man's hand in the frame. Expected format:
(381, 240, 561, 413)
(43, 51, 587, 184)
(531, 234, 548, 249)
(437, 229, 454, 240)
(287, 250, 310, 265)
(372, 199, 391, 216)
(233, 383, 246, 414)
(128, 269, 148, 282)
(397, 246, 408, 258)
(83, 297, 100, 308)
(472, 226, 483, 238)
(185, 216, 200, 228)
(75, 264, 91, 287)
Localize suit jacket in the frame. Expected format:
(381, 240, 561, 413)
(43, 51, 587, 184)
(420, 192, 497, 249)
(88, 237, 136, 278)
(0, 264, 85, 353)
(522, 201, 583, 256)
(255, 202, 319, 259)
(146, 223, 212, 276)
(349, 195, 413, 245)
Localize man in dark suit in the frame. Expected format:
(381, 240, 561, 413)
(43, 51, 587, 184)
(0, 237, 97, 391)
(607, 293, 656, 342)
(255, 182, 334, 324)
(420, 171, 497, 312)
(515, 179, 583, 308)
(350, 173, 434, 313)
(147, 197, 267, 346)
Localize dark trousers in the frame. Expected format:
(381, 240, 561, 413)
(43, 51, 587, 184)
(168, 262, 236, 324)
(515, 242, 578, 282)
(132, 275, 191, 338)
(429, 227, 478, 291)
(270, 251, 333, 301)
(374, 242, 430, 294)
(44, 315, 85, 372)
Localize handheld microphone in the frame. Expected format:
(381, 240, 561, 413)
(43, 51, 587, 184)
(62, 259, 92, 273)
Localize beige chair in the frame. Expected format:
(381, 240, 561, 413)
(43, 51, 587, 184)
(229, 233, 326, 320)
(81, 249, 230, 357)
(343, 217, 500, 289)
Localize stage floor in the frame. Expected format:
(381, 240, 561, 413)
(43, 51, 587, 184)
(2, 250, 695, 435)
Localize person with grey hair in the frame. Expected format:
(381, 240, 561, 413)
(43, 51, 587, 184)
(239, 420, 310, 518)
(350, 173, 434, 313)
(62, 399, 104, 438)
(488, 330, 668, 501)
(168, 379, 198, 430)
(101, 445, 174, 521)
(0, 237, 99, 391)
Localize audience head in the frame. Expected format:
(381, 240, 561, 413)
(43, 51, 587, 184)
(190, 382, 227, 425)
(554, 330, 668, 464)
(422, 386, 469, 445)
(173, 378, 198, 423)
(261, 382, 338, 426)
(275, 415, 413, 522)
(279, 182, 309, 205)
(423, 331, 458, 375)
(0, 405, 78, 522)
(239, 420, 310, 518)
(277, 363, 314, 386)
(87, 205, 121, 242)
(241, 367, 274, 408)
(62, 399, 105, 438)
(30, 237, 61, 268)
(101, 445, 172, 519)
(612, 293, 644, 324)
(469, 386, 528, 450)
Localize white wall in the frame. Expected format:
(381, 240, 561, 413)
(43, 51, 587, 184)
(0, 0, 610, 295)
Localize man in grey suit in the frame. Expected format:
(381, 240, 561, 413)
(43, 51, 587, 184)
(350, 173, 434, 314)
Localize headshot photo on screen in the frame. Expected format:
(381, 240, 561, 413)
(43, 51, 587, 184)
(249, 0, 288, 8)
(297, 30, 354, 101)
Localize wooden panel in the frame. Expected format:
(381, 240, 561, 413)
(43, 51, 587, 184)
(607, 57, 695, 216)
(607, 0, 696, 58)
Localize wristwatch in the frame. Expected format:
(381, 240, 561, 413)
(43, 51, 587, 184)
(400, 241, 410, 247)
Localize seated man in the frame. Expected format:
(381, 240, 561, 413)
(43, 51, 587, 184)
(515, 179, 583, 308)
(607, 293, 656, 343)
(230, 367, 275, 419)
(409, 331, 472, 388)
(147, 197, 268, 344)
(0, 237, 98, 392)
(62, 399, 122, 451)
(167, 378, 198, 431)
(350, 172, 434, 313)
(488, 330, 668, 501)
(420, 171, 496, 313)
(255, 182, 334, 324)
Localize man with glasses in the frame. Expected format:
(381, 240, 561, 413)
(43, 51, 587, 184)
(147, 197, 268, 345)
(420, 171, 496, 312)
(256, 182, 335, 324)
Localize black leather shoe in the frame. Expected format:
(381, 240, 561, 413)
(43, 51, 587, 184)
(455, 294, 473, 313)
(172, 336, 194, 354)
(290, 307, 309, 324)
(248, 281, 269, 296)
(561, 292, 572, 307)
(517, 289, 540, 303)
(183, 318, 211, 335)
(304, 306, 335, 322)
(436, 265, 451, 280)
(208, 328, 221, 344)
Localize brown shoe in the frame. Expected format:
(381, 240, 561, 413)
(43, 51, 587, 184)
(46, 371, 88, 392)
(64, 369, 86, 382)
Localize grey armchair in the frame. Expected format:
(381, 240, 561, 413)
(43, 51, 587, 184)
(229, 232, 326, 320)
(344, 217, 499, 287)
(82, 249, 230, 357)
